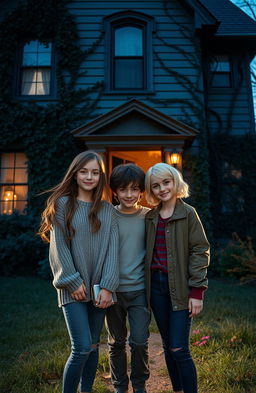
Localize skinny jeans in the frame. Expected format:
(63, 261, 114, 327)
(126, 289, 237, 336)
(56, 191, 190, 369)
(106, 290, 151, 391)
(150, 271, 197, 393)
(62, 301, 106, 393)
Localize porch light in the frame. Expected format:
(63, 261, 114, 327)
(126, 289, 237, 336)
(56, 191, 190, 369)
(170, 152, 181, 165)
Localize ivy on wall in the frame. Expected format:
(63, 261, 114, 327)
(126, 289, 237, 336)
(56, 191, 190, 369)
(0, 0, 103, 274)
(147, 0, 212, 235)
(209, 134, 256, 240)
(0, 0, 103, 213)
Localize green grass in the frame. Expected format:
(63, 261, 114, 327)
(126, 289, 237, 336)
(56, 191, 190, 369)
(0, 277, 255, 393)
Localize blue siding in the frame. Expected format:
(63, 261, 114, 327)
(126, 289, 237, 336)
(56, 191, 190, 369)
(66, 0, 203, 128)
(1, 0, 254, 135)
(206, 58, 254, 135)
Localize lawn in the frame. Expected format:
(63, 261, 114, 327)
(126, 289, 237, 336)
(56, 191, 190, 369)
(0, 276, 255, 393)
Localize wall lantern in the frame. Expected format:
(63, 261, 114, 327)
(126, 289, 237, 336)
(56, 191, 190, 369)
(165, 150, 182, 170)
(170, 152, 181, 165)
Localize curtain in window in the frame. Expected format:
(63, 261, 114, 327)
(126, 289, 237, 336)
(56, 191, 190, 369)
(21, 68, 50, 95)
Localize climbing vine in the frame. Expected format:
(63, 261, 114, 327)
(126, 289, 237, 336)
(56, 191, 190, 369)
(0, 0, 103, 274)
(147, 0, 212, 235)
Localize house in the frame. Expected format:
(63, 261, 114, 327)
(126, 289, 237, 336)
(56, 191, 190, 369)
(0, 0, 256, 240)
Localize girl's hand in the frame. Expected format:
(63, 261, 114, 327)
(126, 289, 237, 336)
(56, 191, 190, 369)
(96, 288, 114, 308)
(71, 283, 87, 301)
(188, 298, 203, 317)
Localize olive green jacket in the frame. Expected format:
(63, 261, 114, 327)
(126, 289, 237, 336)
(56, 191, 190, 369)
(145, 199, 210, 311)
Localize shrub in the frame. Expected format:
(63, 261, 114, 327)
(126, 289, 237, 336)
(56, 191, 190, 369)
(0, 212, 48, 276)
(217, 233, 256, 284)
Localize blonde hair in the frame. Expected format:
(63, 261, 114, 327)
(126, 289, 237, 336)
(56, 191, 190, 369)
(145, 163, 189, 206)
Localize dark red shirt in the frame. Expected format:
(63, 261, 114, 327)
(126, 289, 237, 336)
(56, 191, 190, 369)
(151, 215, 205, 300)
(151, 215, 169, 273)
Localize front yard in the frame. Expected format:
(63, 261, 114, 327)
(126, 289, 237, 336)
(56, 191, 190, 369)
(0, 276, 255, 393)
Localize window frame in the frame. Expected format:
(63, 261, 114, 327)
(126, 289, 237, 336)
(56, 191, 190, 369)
(104, 11, 155, 94)
(207, 54, 236, 91)
(209, 55, 232, 88)
(0, 152, 28, 215)
(15, 40, 57, 100)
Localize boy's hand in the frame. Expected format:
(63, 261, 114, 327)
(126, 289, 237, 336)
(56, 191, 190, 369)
(96, 288, 114, 308)
(188, 298, 203, 317)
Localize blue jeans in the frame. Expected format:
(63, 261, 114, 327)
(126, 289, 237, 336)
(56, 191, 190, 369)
(150, 271, 197, 393)
(106, 290, 151, 391)
(62, 301, 106, 393)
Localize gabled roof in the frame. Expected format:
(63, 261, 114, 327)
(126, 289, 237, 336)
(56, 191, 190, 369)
(198, 0, 256, 36)
(71, 99, 199, 140)
(184, 0, 218, 31)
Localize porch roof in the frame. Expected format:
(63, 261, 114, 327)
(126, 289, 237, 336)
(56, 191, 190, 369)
(71, 99, 199, 144)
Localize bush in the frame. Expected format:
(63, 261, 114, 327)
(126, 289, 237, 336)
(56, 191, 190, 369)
(0, 212, 48, 276)
(217, 233, 256, 284)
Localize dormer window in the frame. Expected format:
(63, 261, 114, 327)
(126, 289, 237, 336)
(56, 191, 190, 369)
(104, 11, 155, 93)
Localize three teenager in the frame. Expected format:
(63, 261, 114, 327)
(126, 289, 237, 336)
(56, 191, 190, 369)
(40, 151, 210, 393)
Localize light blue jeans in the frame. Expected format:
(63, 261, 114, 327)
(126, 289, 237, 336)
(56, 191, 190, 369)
(62, 301, 106, 393)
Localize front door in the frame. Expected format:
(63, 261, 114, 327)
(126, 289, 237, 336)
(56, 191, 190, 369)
(109, 149, 162, 206)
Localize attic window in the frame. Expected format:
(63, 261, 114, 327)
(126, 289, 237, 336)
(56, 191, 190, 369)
(210, 55, 232, 87)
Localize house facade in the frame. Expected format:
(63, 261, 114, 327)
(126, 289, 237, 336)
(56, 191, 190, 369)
(0, 0, 256, 240)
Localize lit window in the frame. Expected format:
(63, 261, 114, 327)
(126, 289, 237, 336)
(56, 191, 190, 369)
(19, 40, 52, 96)
(210, 55, 232, 87)
(0, 153, 28, 214)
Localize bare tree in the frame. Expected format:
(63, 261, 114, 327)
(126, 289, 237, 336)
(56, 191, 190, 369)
(231, 0, 256, 121)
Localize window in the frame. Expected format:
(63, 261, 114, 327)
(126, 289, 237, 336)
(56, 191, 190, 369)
(0, 153, 28, 214)
(104, 11, 155, 92)
(210, 55, 232, 88)
(18, 40, 53, 96)
(114, 26, 144, 89)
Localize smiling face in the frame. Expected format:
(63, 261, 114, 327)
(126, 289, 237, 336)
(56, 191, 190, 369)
(150, 175, 176, 204)
(115, 182, 142, 212)
(76, 159, 101, 201)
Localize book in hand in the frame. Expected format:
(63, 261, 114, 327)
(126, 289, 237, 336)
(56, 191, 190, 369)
(91, 284, 117, 305)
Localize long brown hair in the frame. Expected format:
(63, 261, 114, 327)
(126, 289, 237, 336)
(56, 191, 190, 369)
(38, 150, 108, 243)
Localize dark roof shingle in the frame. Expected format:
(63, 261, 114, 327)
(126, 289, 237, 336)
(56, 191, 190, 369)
(199, 0, 256, 36)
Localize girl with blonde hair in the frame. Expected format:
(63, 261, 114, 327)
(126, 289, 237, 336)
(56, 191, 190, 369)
(144, 162, 210, 393)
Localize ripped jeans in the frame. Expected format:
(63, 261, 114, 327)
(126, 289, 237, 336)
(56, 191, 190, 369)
(150, 271, 197, 393)
(105, 290, 151, 392)
(62, 301, 106, 393)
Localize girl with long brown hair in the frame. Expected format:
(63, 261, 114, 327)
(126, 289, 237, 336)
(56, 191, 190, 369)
(39, 150, 119, 393)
